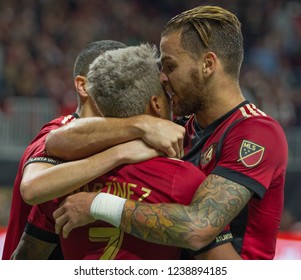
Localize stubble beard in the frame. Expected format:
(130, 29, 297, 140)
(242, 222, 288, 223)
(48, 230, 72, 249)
(173, 68, 208, 117)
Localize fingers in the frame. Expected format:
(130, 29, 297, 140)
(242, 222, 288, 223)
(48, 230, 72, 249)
(53, 205, 64, 221)
(53, 192, 97, 239)
(163, 146, 176, 158)
(62, 222, 73, 239)
(53, 202, 73, 238)
(53, 207, 63, 235)
(163, 136, 184, 158)
(180, 148, 184, 158)
(172, 126, 185, 158)
(162, 145, 179, 158)
(53, 208, 75, 238)
(53, 207, 67, 235)
(174, 137, 184, 158)
(141, 117, 186, 158)
(178, 138, 184, 157)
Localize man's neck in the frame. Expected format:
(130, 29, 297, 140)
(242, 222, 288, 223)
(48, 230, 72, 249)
(76, 103, 100, 118)
(195, 94, 245, 128)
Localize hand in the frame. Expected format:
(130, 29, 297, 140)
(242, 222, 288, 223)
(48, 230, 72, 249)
(53, 192, 97, 238)
(136, 115, 185, 158)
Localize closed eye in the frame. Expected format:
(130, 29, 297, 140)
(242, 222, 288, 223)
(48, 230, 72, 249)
(161, 63, 175, 73)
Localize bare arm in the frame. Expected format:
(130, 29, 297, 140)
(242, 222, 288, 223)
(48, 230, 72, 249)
(21, 140, 160, 205)
(46, 115, 185, 160)
(11, 232, 57, 260)
(53, 174, 252, 251)
(121, 174, 252, 250)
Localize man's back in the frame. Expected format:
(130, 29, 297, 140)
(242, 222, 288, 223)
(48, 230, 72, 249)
(28, 157, 205, 259)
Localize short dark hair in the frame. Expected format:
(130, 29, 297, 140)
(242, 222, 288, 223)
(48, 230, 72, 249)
(73, 40, 127, 78)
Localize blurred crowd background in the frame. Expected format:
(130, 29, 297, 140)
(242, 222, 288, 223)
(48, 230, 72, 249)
(1, 0, 301, 126)
(0, 0, 301, 234)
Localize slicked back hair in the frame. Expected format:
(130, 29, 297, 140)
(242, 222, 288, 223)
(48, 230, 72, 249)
(161, 5, 244, 78)
(73, 40, 127, 78)
(86, 43, 163, 118)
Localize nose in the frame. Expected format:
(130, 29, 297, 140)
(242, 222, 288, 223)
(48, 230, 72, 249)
(159, 71, 168, 87)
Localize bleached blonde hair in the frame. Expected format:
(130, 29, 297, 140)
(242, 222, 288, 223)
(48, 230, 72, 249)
(86, 43, 162, 117)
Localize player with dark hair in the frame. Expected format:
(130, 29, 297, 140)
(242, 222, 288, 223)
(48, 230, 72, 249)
(2, 40, 129, 260)
(50, 6, 288, 260)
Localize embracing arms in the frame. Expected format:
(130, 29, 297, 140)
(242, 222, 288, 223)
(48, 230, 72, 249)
(21, 140, 161, 205)
(53, 174, 252, 251)
(21, 115, 184, 207)
(46, 115, 185, 160)
(120, 174, 252, 250)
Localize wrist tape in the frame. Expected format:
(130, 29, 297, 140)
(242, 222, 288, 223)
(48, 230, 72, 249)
(90, 192, 126, 228)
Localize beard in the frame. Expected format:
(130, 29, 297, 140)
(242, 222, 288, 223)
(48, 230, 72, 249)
(173, 68, 209, 117)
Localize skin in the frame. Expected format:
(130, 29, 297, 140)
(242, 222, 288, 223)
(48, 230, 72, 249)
(121, 175, 251, 250)
(114, 32, 251, 251)
(12, 42, 189, 260)
(10, 233, 57, 260)
(54, 174, 250, 253)
(45, 114, 185, 161)
(52, 32, 250, 257)
(17, 76, 233, 259)
(13, 64, 242, 260)
(21, 139, 161, 205)
(13, 87, 169, 259)
(45, 82, 184, 161)
(20, 77, 170, 205)
(159, 32, 245, 125)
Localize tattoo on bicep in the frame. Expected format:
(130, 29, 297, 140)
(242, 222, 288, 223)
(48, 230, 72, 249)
(190, 174, 252, 228)
(121, 174, 252, 248)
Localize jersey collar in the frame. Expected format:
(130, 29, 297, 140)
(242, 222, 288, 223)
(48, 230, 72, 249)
(194, 100, 250, 137)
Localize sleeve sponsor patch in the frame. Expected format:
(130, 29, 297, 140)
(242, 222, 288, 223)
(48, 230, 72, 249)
(238, 140, 265, 167)
(24, 157, 63, 168)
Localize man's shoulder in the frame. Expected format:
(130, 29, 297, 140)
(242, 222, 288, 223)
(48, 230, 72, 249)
(46, 113, 77, 127)
(19, 114, 75, 163)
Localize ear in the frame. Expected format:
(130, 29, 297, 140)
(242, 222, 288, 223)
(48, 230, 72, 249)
(149, 95, 162, 118)
(202, 52, 217, 78)
(74, 75, 89, 101)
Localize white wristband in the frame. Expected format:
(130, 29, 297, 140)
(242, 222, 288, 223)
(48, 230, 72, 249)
(90, 192, 126, 228)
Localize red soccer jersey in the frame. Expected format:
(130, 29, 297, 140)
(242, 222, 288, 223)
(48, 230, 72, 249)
(2, 113, 77, 260)
(181, 101, 288, 259)
(27, 157, 206, 260)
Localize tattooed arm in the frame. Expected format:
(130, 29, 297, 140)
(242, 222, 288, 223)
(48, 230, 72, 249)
(121, 174, 252, 250)
(54, 174, 252, 251)
(11, 232, 57, 260)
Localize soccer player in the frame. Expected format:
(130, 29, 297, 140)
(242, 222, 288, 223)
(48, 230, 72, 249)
(12, 44, 238, 259)
(51, 6, 288, 259)
(1, 40, 130, 259)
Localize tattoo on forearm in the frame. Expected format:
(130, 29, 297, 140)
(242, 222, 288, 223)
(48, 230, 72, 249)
(121, 174, 252, 249)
